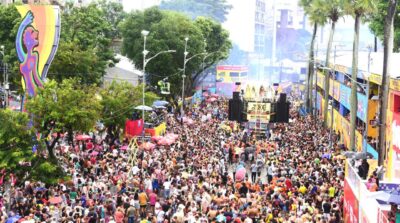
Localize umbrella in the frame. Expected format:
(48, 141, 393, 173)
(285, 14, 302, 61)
(48, 196, 63, 204)
(153, 100, 169, 106)
(6, 215, 21, 223)
(376, 191, 400, 204)
(135, 105, 153, 111)
(76, 135, 91, 141)
(154, 105, 166, 109)
(354, 152, 374, 160)
(235, 168, 246, 181)
(342, 151, 356, 158)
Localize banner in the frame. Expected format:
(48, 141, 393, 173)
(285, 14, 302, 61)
(125, 119, 144, 137)
(357, 93, 368, 122)
(247, 102, 273, 122)
(344, 179, 359, 223)
(317, 71, 325, 88)
(333, 80, 340, 101)
(339, 84, 368, 122)
(216, 65, 248, 83)
(340, 84, 351, 108)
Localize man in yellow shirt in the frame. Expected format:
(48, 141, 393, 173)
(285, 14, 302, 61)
(138, 190, 148, 218)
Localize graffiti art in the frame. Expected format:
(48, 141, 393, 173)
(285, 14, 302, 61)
(15, 5, 61, 100)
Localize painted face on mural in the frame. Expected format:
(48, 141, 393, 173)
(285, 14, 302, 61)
(23, 27, 39, 51)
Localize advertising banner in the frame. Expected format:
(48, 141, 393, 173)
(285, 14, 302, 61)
(357, 93, 368, 122)
(340, 84, 351, 108)
(317, 71, 325, 88)
(344, 178, 359, 223)
(246, 102, 273, 122)
(392, 112, 400, 154)
(329, 80, 334, 97)
(333, 80, 340, 100)
(216, 65, 248, 83)
(339, 84, 368, 122)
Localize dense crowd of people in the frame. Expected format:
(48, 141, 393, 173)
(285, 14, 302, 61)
(1, 97, 346, 223)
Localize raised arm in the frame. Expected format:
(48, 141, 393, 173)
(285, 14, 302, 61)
(16, 11, 34, 62)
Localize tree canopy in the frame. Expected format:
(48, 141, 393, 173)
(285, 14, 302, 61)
(0, 109, 67, 184)
(48, 1, 125, 85)
(120, 7, 231, 98)
(0, 4, 22, 92)
(26, 79, 102, 158)
(100, 81, 158, 145)
(159, 0, 232, 23)
(369, 0, 400, 52)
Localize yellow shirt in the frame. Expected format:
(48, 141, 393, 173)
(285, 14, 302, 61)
(138, 192, 148, 205)
(328, 186, 335, 197)
(298, 186, 307, 194)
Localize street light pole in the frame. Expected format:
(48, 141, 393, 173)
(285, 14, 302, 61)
(181, 37, 189, 118)
(0, 45, 8, 109)
(141, 30, 149, 138)
(141, 30, 175, 138)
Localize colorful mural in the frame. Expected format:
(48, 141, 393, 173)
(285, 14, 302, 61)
(15, 5, 61, 98)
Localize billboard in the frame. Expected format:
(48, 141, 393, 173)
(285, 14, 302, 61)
(15, 5, 61, 99)
(216, 65, 248, 83)
(246, 102, 273, 122)
(344, 179, 359, 223)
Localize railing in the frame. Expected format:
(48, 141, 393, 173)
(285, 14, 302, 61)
(345, 159, 383, 222)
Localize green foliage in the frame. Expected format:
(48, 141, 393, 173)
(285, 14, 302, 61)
(0, 109, 66, 184)
(26, 79, 102, 151)
(159, 0, 232, 23)
(299, 0, 327, 25)
(342, 0, 378, 16)
(369, 0, 400, 51)
(100, 81, 158, 140)
(120, 8, 231, 97)
(49, 1, 125, 85)
(0, 4, 23, 92)
(0, 109, 34, 172)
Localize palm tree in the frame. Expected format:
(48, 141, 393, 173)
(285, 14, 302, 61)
(378, 0, 397, 165)
(299, 0, 327, 113)
(343, 0, 378, 151)
(322, 0, 344, 128)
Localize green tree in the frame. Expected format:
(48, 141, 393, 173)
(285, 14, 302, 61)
(0, 4, 22, 92)
(26, 79, 102, 159)
(49, 2, 121, 84)
(378, 0, 398, 165)
(369, 1, 400, 52)
(159, 0, 232, 23)
(343, 0, 378, 151)
(100, 81, 158, 145)
(120, 8, 231, 99)
(321, 0, 344, 127)
(299, 0, 327, 113)
(0, 109, 65, 184)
